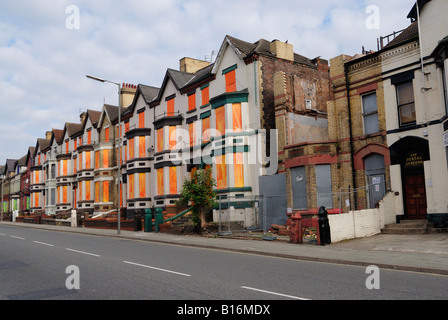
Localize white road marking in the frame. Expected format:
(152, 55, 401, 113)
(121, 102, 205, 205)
(66, 248, 101, 257)
(33, 241, 55, 247)
(10, 235, 25, 240)
(241, 286, 310, 300)
(123, 261, 191, 277)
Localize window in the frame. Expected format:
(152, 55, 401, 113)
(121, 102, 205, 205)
(362, 92, 379, 135)
(232, 103, 242, 132)
(169, 167, 177, 195)
(157, 168, 164, 195)
(105, 127, 110, 142)
(139, 136, 145, 158)
(103, 149, 109, 168)
(167, 97, 175, 116)
(225, 70, 236, 93)
(103, 181, 110, 203)
(215, 106, 226, 137)
(129, 138, 135, 160)
(138, 111, 145, 128)
(188, 92, 196, 111)
(189, 122, 196, 146)
(201, 85, 209, 106)
(87, 130, 92, 144)
(202, 117, 210, 143)
(234, 153, 244, 188)
(129, 174, 134, 200)
(396, 81, 416, 126)
(157, 129, 164, 152)
(139, 173, 145, 199)
(216, 154, 227, 189)
(169, 126, 177, 150)
(315, 165, 333, 209)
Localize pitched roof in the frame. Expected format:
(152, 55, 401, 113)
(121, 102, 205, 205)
(36, 138, 51, 152)
(87, 109, 101, 126)
(65, 123, 83, 138)
(17, 154, 27, 167)
(5, 159, 18, 173)
(408, 0, 432, 20)
(225, 35, 316, 67)
(384, 22, 419, 49)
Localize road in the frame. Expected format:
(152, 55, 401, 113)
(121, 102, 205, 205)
(1, 224, 448, 302)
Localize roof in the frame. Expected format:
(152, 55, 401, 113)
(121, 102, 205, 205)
(5, 159, 18, 173)
(384, 22, 419, 49)
(225, 35, 316, 67)
(65, 123, 83, 138)
(87, 109, 101, 126)
(36, 138, 51, 152)
(17, 154, 27, 167)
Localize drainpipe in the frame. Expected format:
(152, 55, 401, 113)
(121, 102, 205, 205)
(344, 63, 358, 210)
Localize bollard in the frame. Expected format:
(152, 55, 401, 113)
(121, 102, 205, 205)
(144, 209, 153, 232)
(154, 208, 163, 233)
(318, 206, 331, 246)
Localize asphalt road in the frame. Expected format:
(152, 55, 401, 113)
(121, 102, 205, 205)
(1, 224, 448, 302)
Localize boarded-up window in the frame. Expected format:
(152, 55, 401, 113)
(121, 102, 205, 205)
(139, 136, 145, 158)
(215, 106, 225, 137)
(103, 181, 109, 203)
(202, 117, 210, 143)
(129, 174, 134, 200)
(167, 98, 175, 116)
(157, 168, 164, 195)
(315, 165, 333, 209)
(234, 153, 244, 188)
(225, 70, 236, 93)
(139, 173, 145, 199)
(169, 167, 177, 195)
(157, 129, 164, 152)
(217, 154, 227, 189)
(129, 138, 134, 160)
(201, 85, 209, 106)
(232, 103, 242, 132)
(188, 92, 196, 111)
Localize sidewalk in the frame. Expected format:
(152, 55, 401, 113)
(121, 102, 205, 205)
(1, 221, 448, 276)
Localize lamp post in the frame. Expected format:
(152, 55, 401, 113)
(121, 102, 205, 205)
(86, 75, 122, 234)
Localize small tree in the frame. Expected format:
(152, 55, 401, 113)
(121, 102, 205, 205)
(176, 167, 217, 233)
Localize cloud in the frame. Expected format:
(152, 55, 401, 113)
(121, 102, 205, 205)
(0, 0, 418, 165)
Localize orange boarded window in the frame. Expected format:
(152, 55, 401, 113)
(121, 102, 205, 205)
(79, 181, 82, 201)
(201, 85, 209, 106)
(85, 181, 91, 201)
(87, 130, 92, 144)
(66, 141, 69, 153)
(202, 117, 210, 143)
(63, 186, 68, 203)
(86, 152, 92, 169)
(234, 153, 244, 188)
(169, 166, 177, 195)
(139, 136, 145, 158)
(169, 126, 177, 150)
(103, 149, 109, 168)
(157, 168, 164, 195)
(216, 154, 227, 189)
(188, 93, 196, 111)
(215, 107, 226, 137)
(129, 138, 134, 160)
(225, 70, 236, 93)
(105, 127, 110, 142)
(129, 174, 134, 200)
(232, 103, 242, 132)
(95, 151, 100, 169)
(189, 122, 196, 146)
(62, 160, 68, 176)
(139, 173, 145, 198)
(157, 129, 164, 152)
(167, 98, 175, 116)
(95, 182, 100, 203)
(74, 139, 77, 151)
(35, 193, 39, 207)
(103, 181, 109, 203)
(139, 111, 145, 128)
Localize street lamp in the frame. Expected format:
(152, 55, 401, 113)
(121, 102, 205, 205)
(86, 75, 122, 234)
(1, 174, 4, 222)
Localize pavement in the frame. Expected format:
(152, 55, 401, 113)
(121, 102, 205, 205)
(1, 221, 448, 276)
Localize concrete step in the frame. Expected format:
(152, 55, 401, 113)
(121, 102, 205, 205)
(381, 219, 444, 234)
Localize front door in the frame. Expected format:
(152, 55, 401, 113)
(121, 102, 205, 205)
(404, 174, 427, 220)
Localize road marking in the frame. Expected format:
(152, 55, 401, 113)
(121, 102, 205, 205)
(10, 236, 25, 240)
(241, 286, 310, 300)
(123, 261, 191, 277)
(66, 248, 101, 257)
(33, 241, 55, 247)
(0, 233, 6, 236)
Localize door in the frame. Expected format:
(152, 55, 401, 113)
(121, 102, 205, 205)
(291, 167, 307, 210)
(368, 174, 386, 208)
(404, 174, 427, 220)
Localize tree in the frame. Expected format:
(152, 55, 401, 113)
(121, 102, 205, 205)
(176, 167, 217, 233)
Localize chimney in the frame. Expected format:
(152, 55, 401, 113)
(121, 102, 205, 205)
(80, 111, 87, 124)
(45, 131, 52, 140)
(120, 83, 138, 108)
(270, 40, 294, 62)
(180, 57, 210, 74)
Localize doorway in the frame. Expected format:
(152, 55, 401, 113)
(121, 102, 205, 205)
(403, 173, 427, 220)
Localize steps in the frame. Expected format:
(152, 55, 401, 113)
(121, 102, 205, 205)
(382, 220, 448, 234)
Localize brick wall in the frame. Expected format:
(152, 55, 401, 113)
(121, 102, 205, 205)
(329, 192, 397, 242)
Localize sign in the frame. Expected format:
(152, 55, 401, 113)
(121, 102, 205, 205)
(404, 152, 424, 168)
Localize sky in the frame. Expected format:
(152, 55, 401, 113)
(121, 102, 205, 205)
(0, 0, 417, 165)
